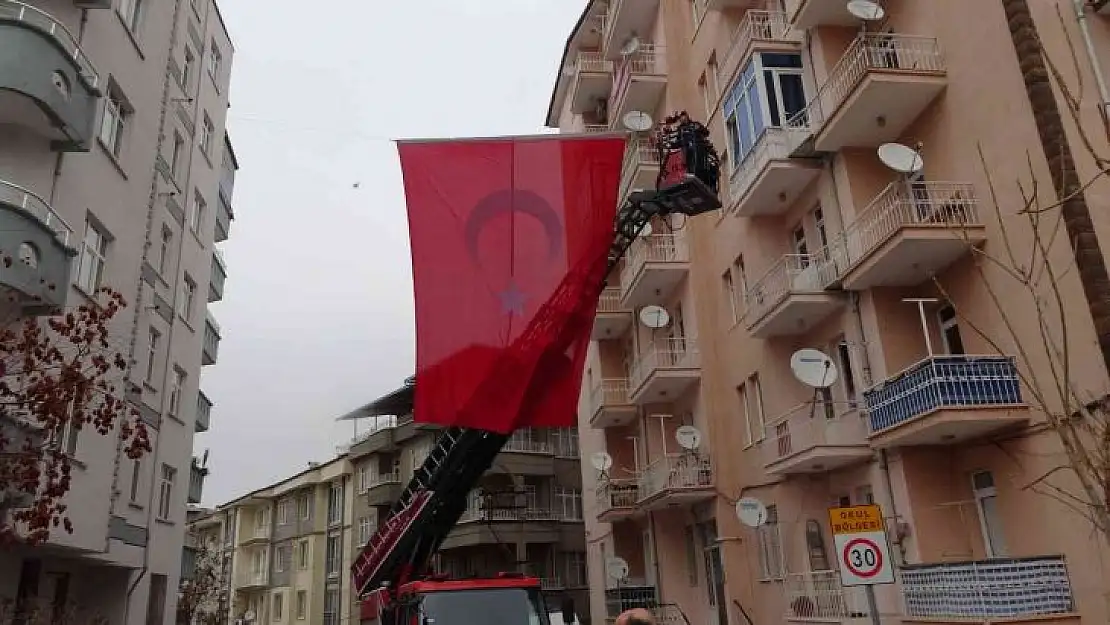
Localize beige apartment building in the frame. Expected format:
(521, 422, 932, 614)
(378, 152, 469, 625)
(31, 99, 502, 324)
(548, 2, 1110, 625)
(0, 0, 235, 623)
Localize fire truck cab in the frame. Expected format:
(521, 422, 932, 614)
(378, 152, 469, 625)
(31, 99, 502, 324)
(360, 574, 573, 625)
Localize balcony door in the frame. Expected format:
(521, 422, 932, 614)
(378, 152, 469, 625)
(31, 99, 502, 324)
(643, 528, 656, 586)
(938, 304, 966, 355)
(699, 520, 728, 625)
(972, 471, 1007, 557)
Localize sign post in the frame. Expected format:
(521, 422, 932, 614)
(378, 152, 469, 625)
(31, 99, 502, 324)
(828, 504, 895, 625)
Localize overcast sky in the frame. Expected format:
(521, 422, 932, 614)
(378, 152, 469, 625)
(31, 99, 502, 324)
(199, 0, 584, 505)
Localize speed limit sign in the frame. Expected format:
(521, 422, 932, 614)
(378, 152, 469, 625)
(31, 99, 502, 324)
(828, 504, 895, 586)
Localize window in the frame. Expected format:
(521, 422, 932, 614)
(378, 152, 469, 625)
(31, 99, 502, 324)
(732, 255, 747, 316)
(939, 304, 966, 355)
(358, 517, 372, 544)
(129, 459, 141, 502)
(99, 89, 128, 157)
(327, 482, 342, 525)
(554, 486, 582, 520)
(158, 225, 172, 275)
(200, 114, 214, 156)
(190, 191, 206, 234)
(299, 492, 311, 519)
(296, 590, 307, 619)
(145, 327, 160, 385)
(170, 132, 185, 180)
(277, 499, 290, 525)
(169, 368, 185, 416)
(721, 269, 737, 325)
(722, 53, 806, 167)
(325, 535, 340, 575)
(835, 338, 858, 406)
(275, 546, 286, 572)
(179, 275, 196, 321)
(272, 593, 283, 620)
(297, 539, 309, 569)
(684, 526, 698, 585)
(972, 471, 1006, 557)
(563, 552, 587, 587)
(698, 74, 713, 121)
(738, 373, 765, 446)
(145, 574, 166, 625)
(77, 220, 108, 293)
(157, 464, 176, 520)
(181, 46, 195, 88)
(357, 464, 370, 492)
(756, 504, 784, 579)
(208, 41, 223, 81)
(323, 588, 339, 625)
(117, 0, 143, 32)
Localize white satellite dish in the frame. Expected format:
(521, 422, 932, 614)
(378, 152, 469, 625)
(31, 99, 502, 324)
(590, 451, 613, 472)
(639, 305, 670, 329)
(846, 0, 885, 21)
(620, 35, 641, 56)
(638, 221, 653, 237)
(675, 425, 702, 450)
(735, 497, 769, 528)
(606, 557, 630, 581)
(623, 110, 654, 132)
(877, 142, 924, 175)
(790, 348, 839, 388)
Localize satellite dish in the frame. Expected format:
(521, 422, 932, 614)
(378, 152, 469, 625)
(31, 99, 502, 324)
(735, 497, 769, 528)
(638, 305, 670, 329)
(590, 451, 613, 472)
(790, 348, 839, 388)
(877, 142, 924, 174)
(846, 0, 884, 21)
(638, 221, 653, 237)
(623, 110, 653, 132)
(620, 35, 641, 56)
(675, 425, 702, 450)
(606, 557, 630, 581)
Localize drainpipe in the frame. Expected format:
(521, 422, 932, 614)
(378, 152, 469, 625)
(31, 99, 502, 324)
(1071, 0, 1110, 123)
(878, 450, 906, 563)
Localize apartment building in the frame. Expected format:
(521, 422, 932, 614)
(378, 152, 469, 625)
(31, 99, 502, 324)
(340, 380, 592, 623)
(0, 0, 236, 622)
(548, 2, 1110, 625)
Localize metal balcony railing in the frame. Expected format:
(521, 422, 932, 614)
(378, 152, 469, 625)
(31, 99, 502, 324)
(763, 402, 863, 465)
(597, 287, 626, 313)
(574, 50, 612, 74)
(621, 234, 688, 288)
(628, 337, 700, 393)
(366, 471, 401, 489)
(721, 10, 795, 78)
(638, 454, 712, 499)
(787, 33, 945, 135)
(457, 505, 559, 523)
(590, 378, 632, 415)
(784, 570, 869, 620)
(743, 251, 838, 323)
(504, 429, 553, 453)
(236, 569, 268, 588)
(0, 179, 75, 246)
(727, 127, 803, 211)
(0, 0, 100, 89)
(604, 585, 657, 617)
(595, 478, 639, 511)
(864, 355, 1023, 433)
(901, 556, 1075, 619)
(620, 137, 660, 195)
(610, 44, 665, 113)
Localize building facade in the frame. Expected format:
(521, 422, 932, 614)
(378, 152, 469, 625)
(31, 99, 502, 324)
(0, 0, 236, 622)
(548, 2, 1110, 625)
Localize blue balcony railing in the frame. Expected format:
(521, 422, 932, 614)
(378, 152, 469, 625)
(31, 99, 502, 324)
(863, 355, 1022, 433)
(901, 556, 1075, 619)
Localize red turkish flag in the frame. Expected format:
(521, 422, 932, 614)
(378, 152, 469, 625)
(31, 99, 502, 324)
(398, 134, 626, 434)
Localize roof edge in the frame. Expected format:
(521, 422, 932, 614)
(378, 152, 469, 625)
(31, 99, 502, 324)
(544, 0, 597, 128)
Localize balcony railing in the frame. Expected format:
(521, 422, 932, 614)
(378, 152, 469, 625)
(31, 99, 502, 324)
(610, 44, 665, 113)
(763, 402, 864, 466)
(583, 124, 611, 134)
(458, 505, 558, 523)
(628, 337, 700, 393)
(901, 556, 1075, 620)
(366, 471, 400, 489)
(604, 585, 657, 617)
(743, 252, 837, 323)
(596, 478, 639, 510)
(784, 571, 869, 620)
(787, 34, 945, 135)
(864, 355, 1023, 433)
(236, 569, 268, 588)
(838, 181, 980, 268)
(590, 378, 631, 412)
(597, 287, 625, 313)
(727, 127, 804, 211)
(621, 234, 688, 287)
(504, 429, 553, 453)
(196, 391, 212, 432)
(0, 0, 100, 89)
(574, 50, 612, 74)
(721, 10, 794, 80)
(619, 137, 660, 195)
(0, 179, 74, 246)
(638, 454, 712, 500)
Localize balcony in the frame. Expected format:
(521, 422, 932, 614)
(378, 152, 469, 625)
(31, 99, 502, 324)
(596, 479, 640, 523)
(445, 499, 560, 549)
(0, 180, 77, 314)
(195, 391, 212, 432)
(786, 0, 868, 29)
(208, 251, 226, 302)
(604, 585, 657, 619)
(594, 287, 633, 340)
(864, 355, 1029, 448)
(743, 252, 842, 338)
(720, 10, 800, 88)
(835, 181, 986, 290)
(188, 458, 207, 505)
(900, 557, 1078, 622)
(588, 378, 637, 428)
(637, 454, 713, 510)
(727, 127, 821, 217)
(567, 51, 613, 113)
(628, 337, 701, 404)
(0, 0, 101, 150)
(619, 234, 689, 309)
(235, 567, 268, 590)
(583, 124, 611, 134)
(202, 312, 221, 365)
(601, 0, 661, 60)
(763, 403, 871, 475)
(785, 570, 870, 621)
(364, 471, 402, 506)
(789, 34, 947, 154)
(215, 193, 233, 243)
(619, 137, 661, 203)
(608, 45, 666, 124)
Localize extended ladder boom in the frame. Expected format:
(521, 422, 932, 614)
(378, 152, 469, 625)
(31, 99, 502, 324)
(351, 120, 721, 599)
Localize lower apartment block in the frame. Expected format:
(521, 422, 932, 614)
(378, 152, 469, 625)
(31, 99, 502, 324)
(549, 2, 1110, 625)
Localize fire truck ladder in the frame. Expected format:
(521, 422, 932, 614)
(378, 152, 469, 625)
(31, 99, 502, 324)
(352, 126, 721, 599)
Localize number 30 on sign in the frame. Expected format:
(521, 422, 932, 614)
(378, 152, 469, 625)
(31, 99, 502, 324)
(827, 504, 895, 586)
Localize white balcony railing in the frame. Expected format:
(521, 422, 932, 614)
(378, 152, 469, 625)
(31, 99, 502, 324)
(597, 287, 625, 313)
(596, 478, 639, 510)
(901, 556, 1075, 619)
(236, 570, 268, 588)
(583, 124, 611, 134)
(0, 0, 100, 89)
(574, 50, 612, 74)
(727, 127, 804, 211)
(763, 402, 864, 466)
(784, 571, 869, 620)
(628, 337, 700, 393)
(621, 234, 688, 290)
(837, 181, 980, 269)
(722, 10, 795, 78)
(743, 251, 838, 324)
(620, 137, 660, 197)
(590, 378, 632, 414)
(366, 471, 400, 489)
(638, 454, 712, 499)
(610, 44, 666, 112)
(504, 429, 552, 454)
(0, 179, 74, 246)
(787, 34, 945, 135)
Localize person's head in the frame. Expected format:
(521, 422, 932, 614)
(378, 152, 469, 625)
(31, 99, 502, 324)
(615, 608, 655, 625)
